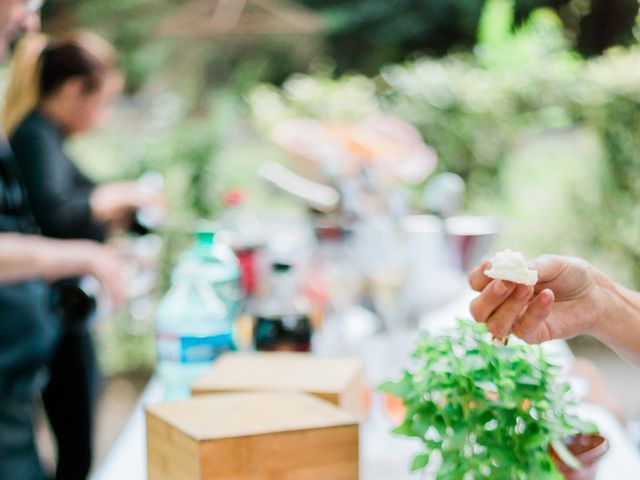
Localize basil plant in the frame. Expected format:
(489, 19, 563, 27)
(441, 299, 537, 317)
(379, 320, 595, 479)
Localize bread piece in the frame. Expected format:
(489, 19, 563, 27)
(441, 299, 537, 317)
(484, 249, 538, 286)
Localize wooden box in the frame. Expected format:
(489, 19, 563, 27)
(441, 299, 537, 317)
(190, 352, 368, 419)
(146, 392, 359, 480)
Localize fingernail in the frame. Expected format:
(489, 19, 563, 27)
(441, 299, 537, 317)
(541, 289, 554, 305)
(493, 280, 507, 295)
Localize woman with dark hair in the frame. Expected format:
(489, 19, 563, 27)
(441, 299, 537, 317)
(5, 32, 160, 239)
(0, 4, 126, 479)
(4, 31, 163, 480)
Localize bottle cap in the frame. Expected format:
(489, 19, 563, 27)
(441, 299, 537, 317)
(196, 230, 216, 246)
(272, 262, 292, 273)
(194, 221, 219, 246)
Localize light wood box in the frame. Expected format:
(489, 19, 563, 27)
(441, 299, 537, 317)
(146, 392, 359, 480)
(190, 352, 368, 419)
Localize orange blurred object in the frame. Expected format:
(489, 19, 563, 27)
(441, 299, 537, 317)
(361, 386, 373, 419)
(383, 392, 406, 426)
(271, 115, 438, 185)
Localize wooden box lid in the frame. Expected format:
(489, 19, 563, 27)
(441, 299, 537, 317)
(145, 392, 357, 442)
(191, 352, 364, 396)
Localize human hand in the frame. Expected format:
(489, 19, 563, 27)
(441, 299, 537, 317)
(90, 181, 167, 225)
(468, 255, 612, 343)
(64, 240, 126, 308)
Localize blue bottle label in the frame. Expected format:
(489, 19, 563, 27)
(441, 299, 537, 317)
(157, 333, 234, 363)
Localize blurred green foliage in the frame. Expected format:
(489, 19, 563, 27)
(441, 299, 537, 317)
(43, 0, 321, 93)
(42, 0, 640, 91)
(68, 93, 223, 373)
(296, 0, 640, 74)
(67, 91, 292, 373)
(33, 0, 640, 374)
(250, 9, 573, 197)
(295, 0, 486, 74)
(249, 8, 640, 288)
(573, 52, 640, 287)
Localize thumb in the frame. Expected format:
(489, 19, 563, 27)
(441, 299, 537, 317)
(528, 255, 570, 291)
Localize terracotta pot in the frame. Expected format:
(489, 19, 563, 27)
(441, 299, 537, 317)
(550, 434, 609, 480)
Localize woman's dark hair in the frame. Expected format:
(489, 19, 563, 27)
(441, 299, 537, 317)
(3, 31, 119, 136)
(40, 37, 116, 97)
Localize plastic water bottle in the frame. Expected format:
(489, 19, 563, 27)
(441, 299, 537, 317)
(185, 229, 243, 320)
(155, 230, 242, 399)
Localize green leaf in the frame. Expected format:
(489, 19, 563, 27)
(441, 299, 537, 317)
(444, 428, 468, 450)
(436, 455, 467, 479)
(410, 453, 430, 472)
(377, 379, 410, 398)
(516, 375, 539, 386)
(392, 421, 414, 437)
(551, 439, 583, 471)
(568, 418, 598, 435)
(474, 380, 498, 391)
(412, 414, 431, 437)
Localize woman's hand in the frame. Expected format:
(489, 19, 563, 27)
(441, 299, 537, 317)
(38, 239, 126, 307)
(90, 181, 166, 225)
(468, 255, 613, 343)
(80, 243, 126, 308)
(0, 234, 123, 307)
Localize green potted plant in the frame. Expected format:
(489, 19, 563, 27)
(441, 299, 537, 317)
(379, 320, 608, 479)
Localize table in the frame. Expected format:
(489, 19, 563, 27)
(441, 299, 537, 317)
(93, 289, 640, 479)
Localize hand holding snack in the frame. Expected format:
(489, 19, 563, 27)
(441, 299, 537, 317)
(484, 249, 538, 286)
(468, 252, 612, 344)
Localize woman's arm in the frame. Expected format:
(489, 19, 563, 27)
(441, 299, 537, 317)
(11, 119, 164, 237)
(592, 280, 640, 366)
(0, 233, 124, 305)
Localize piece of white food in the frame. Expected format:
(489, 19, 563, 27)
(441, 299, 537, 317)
(484, 249, 538, 286)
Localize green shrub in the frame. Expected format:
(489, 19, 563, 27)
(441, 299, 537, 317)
(249, 10, 640, 288)
(571, 49, 640, 287)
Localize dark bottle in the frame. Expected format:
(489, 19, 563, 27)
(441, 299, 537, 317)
(254, 262, 312, 352)
(51, 277, 99, 330)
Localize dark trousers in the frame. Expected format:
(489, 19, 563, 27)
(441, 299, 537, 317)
(0, 395, 47, 480)
(42, 331, 99, 480)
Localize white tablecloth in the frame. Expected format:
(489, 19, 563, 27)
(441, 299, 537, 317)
(93, 289, 640, 479)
